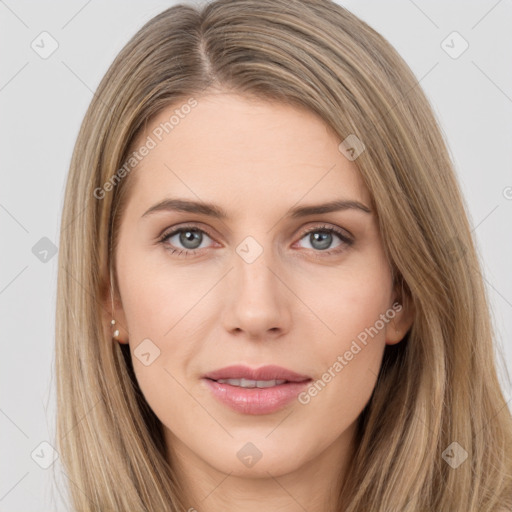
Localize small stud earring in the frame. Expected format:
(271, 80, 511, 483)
(111, 319, 120, 339)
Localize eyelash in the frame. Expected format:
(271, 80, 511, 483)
(157, 223, 353, 258)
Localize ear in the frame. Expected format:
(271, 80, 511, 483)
(385, 284, 414, 346)
(100, 279, 130, 345)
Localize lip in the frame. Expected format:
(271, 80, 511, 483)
(202, 365, 312, 415)
(202, 364, 311, 382)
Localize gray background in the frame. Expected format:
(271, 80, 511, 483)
(1, 1, 511, 510)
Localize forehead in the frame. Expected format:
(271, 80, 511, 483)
(126, 93, 371, 215)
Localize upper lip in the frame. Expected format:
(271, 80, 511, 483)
(203, 365, 311, 383)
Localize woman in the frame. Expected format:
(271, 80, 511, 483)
(55, 0, 512, 510)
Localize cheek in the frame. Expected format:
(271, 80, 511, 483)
(117, 251, 216, 415)
(295, 259, 392, 411)
(298, 254, 393, 351)
(118, 246, 213, 341)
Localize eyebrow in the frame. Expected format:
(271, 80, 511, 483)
(141, 197, 371, 220)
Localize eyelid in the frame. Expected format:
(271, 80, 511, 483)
(157, 219, 217, 237)
(296, 222, 353, 241)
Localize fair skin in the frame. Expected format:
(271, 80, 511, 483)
(108, 92, 413, 512)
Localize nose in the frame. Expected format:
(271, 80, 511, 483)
(221, 242, 292, 340)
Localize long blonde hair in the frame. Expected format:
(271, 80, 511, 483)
(55, 0, 512, 510)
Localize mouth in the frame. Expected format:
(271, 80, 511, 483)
(208, 378, 293, 388)
(201, 365, 312, 415)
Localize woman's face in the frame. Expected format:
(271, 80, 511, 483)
(111, 93, 412, 487)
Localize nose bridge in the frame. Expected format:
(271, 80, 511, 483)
(234, 233, 280, 299)
(222, 231, 289, 335)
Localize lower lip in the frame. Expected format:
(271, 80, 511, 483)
(203, 378, 311, 415)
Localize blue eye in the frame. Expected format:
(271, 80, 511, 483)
(158, 226, 214, 257)
(295, 224, 353, 255)
(158, 223, 353, 257)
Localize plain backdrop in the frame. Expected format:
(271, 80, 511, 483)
(1, 1, 511, 510)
